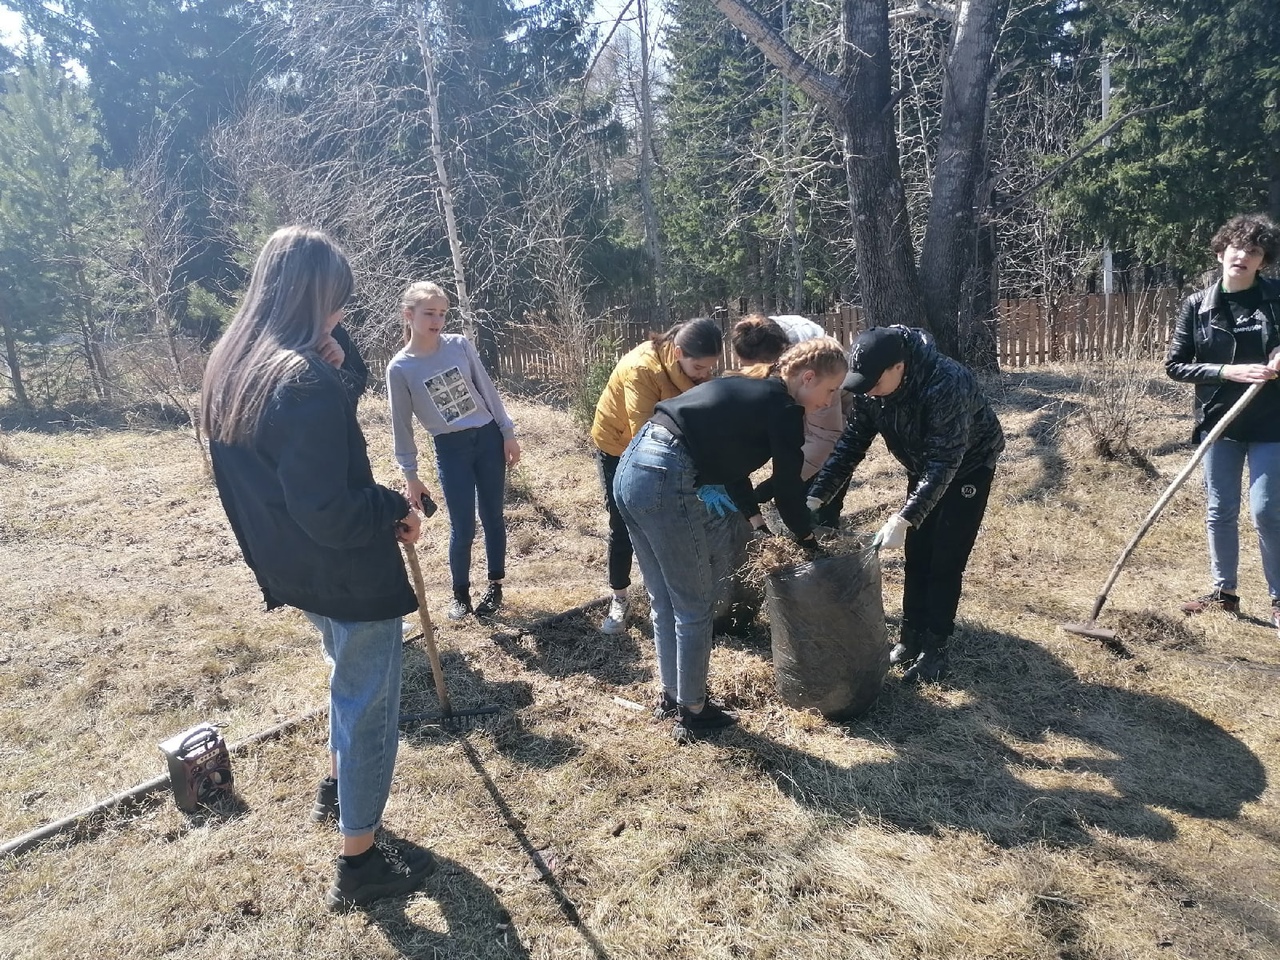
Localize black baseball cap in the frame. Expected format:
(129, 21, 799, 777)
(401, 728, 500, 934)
(842, 326, 906, 393)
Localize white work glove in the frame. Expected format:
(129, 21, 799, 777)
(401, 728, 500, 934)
(872, 514, 911, 551)
(805, 496, 822, 512)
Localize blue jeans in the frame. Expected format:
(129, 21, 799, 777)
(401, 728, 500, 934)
(1202, 438, 1280, 600)
(304, 613, 403, 838)
(614, 422, 718, 706)
(434, 420, 507, 596)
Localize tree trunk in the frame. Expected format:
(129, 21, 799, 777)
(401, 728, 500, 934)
(917, 0, 1009, 359)
(72, 264, 109, 402)
(836, 1, 929, 330)
(780, 0, 803, 313)
(166, 327, 185, 390)
(637, 0, 666, 324)
(713, 0, 1014, 355)
(965, 217, 1000, 372)
(415, 4, 476, 341)
(157, 300, 187, 390)
(715, 0, 927, 333)
(0, 307, 31, 408)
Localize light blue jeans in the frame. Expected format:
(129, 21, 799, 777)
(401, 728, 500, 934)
(1202, 438, 1280, 600)
(305, 613, 403, 837)
(614, 422, 718, 706)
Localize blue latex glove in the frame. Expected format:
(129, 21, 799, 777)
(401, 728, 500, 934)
(697, 484, 738, 518)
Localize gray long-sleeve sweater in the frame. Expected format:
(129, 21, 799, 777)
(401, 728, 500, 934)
(386, 334, 515, 479)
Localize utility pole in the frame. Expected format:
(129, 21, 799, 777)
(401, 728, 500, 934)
(1101, 48, 1115, 355)
(637, 0, 666, 327)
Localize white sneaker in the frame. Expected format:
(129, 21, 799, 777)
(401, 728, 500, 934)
(600, 596, 629, 635)
(403, 619, 417, 638)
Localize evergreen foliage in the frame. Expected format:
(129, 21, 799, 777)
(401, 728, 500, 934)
(0, 60, 135, 404)
(0, 0, 1276, 405)
(1057, 0, 1280, 276)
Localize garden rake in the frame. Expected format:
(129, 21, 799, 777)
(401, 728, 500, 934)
(1062, 380, 1265, 643)
(399, 536, 502, 731)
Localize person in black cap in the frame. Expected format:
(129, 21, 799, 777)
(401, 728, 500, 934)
(806, 325, 1004, 682)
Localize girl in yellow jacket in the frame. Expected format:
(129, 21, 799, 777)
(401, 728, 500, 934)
(590, 318, 723, 634)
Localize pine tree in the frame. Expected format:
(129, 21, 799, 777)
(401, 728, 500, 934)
(1058, 0, 1280, 275)
(0, 60, 134, 403)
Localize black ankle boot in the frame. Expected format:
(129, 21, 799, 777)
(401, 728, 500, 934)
(890, 624, 922, 666)
(902, 632, 950, 684)
(475, 582, 503, 617)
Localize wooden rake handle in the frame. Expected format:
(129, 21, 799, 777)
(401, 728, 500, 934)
(1088, 379, 1265, 621)
(401, 541, 453, 716)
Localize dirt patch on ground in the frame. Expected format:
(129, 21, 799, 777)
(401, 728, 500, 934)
(1111, 609, 1206, 651)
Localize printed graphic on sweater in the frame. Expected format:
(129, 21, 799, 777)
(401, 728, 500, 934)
(425, 366, 478, 424)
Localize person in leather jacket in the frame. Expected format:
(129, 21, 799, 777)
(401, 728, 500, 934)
(1165, 213, 1280, 628)
(807, 325, 1004, 683)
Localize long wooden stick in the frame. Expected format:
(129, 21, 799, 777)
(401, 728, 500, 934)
(1085, 380, 1265, 621)
(401, 541, 453, 715)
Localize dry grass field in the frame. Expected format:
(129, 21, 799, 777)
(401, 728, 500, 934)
(1, 364, 1278, 959)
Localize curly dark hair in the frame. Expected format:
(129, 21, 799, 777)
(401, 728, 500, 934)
(1210, 213, 1280, 265)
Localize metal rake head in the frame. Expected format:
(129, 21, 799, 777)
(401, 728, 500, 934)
(399, 704, 503, 733)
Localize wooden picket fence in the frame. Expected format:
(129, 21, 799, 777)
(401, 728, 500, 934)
(490, 291, 1184, 382)
(994, 289, 1183, 367)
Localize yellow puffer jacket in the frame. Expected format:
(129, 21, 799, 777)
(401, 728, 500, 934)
(591, 339, 695, 457)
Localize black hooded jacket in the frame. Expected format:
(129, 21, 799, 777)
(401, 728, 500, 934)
(808, 327, 1004, 526)
(209, 327, 418, 622)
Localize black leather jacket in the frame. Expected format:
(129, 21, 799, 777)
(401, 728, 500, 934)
(1164, 277, 1280, 437)
(809, 327, 1004, 526)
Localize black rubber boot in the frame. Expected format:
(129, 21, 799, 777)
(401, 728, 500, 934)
(902, 632, 950, 684)
(889, 624, 922, 666)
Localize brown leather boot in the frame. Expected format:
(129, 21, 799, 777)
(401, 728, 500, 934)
(1179, 589, 1239, 616)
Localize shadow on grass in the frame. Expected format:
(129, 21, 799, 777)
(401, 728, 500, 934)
(997, 370, 1090, 410)
(363, 845, 534, 960)
(399, 641, 583, 771)
(1009, 400, 1081, 502)
(0, 400, 192, 432)
(393, 723, 610, 957)
(487, 603, 650, 688)
(729, 627, 1265, 849)
(457, 739, 611, 960)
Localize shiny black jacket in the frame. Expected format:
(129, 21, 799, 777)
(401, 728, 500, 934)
(809, 327, 1004, 526)
(1164, 277, 1280, 438)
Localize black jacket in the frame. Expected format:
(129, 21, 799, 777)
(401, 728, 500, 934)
(332, 323, 369, 400)
(1164, 277, 1280, 440)
(653, 375, 812, 539)
(809, 327, 1004, 527)
(210, 335, 417, 622)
